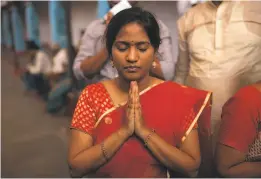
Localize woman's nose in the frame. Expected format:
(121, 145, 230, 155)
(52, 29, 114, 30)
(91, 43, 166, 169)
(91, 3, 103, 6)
(126, 46, 138, 62)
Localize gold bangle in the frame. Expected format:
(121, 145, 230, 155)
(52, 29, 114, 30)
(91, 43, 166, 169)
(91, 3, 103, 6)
(144, 129, 155, 147)
(101, 142, 109, 161)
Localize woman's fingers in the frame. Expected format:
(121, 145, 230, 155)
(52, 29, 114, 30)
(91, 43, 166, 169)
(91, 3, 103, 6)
(130, 81, 136, 107)
(127, 81, 135, 119)
(128, 81, 133, 108)
(133, 82, 140, 110)
(127, 81, 142, 117)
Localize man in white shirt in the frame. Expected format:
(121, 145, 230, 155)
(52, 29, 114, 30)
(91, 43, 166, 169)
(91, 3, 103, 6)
(21, 41, 52, 99)
(174, 1, 261, 145)
(52, 48, 69, 74)
(26, 50, 52, 75)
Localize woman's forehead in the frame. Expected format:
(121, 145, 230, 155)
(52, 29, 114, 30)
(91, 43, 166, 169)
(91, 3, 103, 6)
(116, 23, 149, 40)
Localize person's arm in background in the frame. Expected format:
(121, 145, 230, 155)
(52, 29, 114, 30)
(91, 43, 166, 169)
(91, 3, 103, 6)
(216, 145, 261, 177)
(73, 20, 108, 81)
(151, 20, 174, 81)
(215, 95, 261, 177)
(173, 15, 190, 85)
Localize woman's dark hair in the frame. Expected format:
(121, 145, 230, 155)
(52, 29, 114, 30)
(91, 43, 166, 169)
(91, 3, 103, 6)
(105, 7, 161, 57)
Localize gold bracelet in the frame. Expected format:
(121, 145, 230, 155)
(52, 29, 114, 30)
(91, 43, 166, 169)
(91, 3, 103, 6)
(144, 129, 155, 147)
(101, 142, 109, 161)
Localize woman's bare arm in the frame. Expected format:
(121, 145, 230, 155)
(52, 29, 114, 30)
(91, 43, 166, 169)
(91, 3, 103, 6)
(216, 144, 261, 177)
(68, 127, 130, 177)
(137, 129, 201, 177)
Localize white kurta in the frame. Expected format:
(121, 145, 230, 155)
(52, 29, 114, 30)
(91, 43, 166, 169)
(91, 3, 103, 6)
(52, 48, 69, 74)
(174, 1, 261, 137)
(27, 51, 52, 75)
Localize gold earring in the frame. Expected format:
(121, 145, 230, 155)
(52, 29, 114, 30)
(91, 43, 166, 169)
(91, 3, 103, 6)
(152, 61, 157, 69)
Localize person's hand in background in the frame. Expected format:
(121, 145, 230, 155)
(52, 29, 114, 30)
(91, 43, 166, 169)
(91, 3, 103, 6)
(105, 12, 113, 25)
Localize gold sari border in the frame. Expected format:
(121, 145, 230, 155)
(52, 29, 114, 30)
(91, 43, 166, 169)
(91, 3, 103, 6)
(181, 91, 212, 142)
(94, 105, 120, 128)
(94, 81, 166, 129)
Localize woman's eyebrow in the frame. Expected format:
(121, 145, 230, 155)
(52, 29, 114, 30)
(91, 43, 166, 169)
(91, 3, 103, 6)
(115, 41, 129, 45)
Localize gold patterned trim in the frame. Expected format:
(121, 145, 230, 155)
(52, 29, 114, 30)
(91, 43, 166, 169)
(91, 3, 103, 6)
(181, 92, 212, 142)
(94, 81, 165, 128)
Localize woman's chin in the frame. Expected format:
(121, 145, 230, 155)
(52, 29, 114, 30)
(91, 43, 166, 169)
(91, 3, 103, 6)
(122, 73, 143, 82)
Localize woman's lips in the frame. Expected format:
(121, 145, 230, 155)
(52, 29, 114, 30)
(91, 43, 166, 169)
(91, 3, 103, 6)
(124, 66, 141, 72)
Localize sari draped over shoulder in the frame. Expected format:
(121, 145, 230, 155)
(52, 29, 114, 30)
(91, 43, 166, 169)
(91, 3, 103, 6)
(71, 81, 213, 178)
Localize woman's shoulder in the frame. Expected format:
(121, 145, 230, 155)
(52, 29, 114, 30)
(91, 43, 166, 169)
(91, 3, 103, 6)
(156, 81, 211, 105)
(165, 81, 211, 96)
(80, 83, 106, 97)
(222, 84, 261, 115)
(231, 85, 261, 105)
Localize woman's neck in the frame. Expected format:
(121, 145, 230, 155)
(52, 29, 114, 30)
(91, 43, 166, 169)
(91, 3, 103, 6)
(115, 75, 153, 93)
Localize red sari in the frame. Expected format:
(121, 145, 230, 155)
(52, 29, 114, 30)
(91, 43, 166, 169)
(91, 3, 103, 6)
(71, 81, 213, 177)
(218, 86, 261, 156)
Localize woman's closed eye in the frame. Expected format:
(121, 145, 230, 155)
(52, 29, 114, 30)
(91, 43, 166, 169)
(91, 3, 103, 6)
(114, 41, 150, 52)
(115, 42, 129, 52)
(136, 42, 150, 52)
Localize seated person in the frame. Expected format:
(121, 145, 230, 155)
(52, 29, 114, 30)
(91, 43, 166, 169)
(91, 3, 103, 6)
(215, 81, 261, 177)
(21, 41, 51, 100)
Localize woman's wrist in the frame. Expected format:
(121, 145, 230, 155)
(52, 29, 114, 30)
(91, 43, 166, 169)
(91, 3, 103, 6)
(100, 128, 132, 162)
(135, 127, 151, 140)
(118, 127, 132, 140)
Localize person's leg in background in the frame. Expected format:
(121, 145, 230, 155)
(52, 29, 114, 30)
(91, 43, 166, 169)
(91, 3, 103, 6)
(42, 76, 51, 100)
(46, 78, 72, 114)
(34, 74, 51, 101)
(20, 71, 37, 91)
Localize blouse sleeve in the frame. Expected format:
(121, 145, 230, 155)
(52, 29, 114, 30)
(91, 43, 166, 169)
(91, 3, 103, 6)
(71, 87, 96, 136)
(218, 96, 257, 153)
